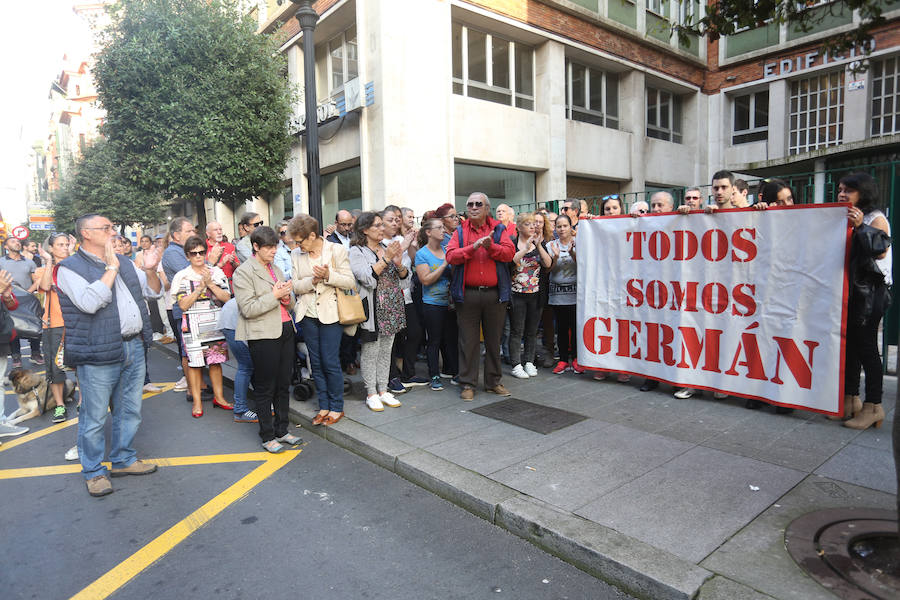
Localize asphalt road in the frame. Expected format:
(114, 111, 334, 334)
(0, 346, 634, 600)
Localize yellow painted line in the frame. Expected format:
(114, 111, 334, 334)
(0, 417, 78, 454)
(70, 450, 301, 600)
(0, 451, 281, 480)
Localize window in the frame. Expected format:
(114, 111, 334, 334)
(646, 87, 682, 143)
(871, 57, 900, 137)
(647, 0, 666, 17)
(322, 166, 362, 226)
(454, 163, 535, 212)
(732, 91, 769, 144)
(566, 61, 618, 128)
(789, 70, 844, 155)
(452, 22, 535, 110)
(326, 26, 358, 96)
(678, 0, 697, 25)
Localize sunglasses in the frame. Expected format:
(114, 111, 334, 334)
(279, 230, 288, 236)
(188, 250, 207, 256)
(466, 201, 483, 208)
(637, 209, 648, 214)
(685, 196, 701, 201)
(601, 195, 619, 200)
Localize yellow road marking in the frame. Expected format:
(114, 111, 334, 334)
(0, 417, 78, 453)
(70, 450, 301, 600)
(0, 451, 282, 480)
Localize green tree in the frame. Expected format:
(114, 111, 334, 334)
(94, 0, 294, 203)
(672, 0, 897, 55)
(50, 138, 168, 233)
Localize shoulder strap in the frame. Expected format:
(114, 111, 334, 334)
(492, 223, 505, 243)
(456, 225, 464, 247)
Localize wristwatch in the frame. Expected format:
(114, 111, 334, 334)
(105, 264, 119, 272)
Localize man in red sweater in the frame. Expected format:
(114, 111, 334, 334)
(446, 193, 516, 401)
(205, 221, 239, 282)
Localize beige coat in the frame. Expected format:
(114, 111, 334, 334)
(232, 257, 296, 341)
(292, 241, 357, 326)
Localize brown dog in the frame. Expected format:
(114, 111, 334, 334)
(5, 368, 77, 425)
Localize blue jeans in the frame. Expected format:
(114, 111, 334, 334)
(75, 337, 145, 480)
(223, 328, 253, 414)
(299, 317, 344, 412)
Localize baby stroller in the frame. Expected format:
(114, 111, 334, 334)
(291, 327, 353, 401)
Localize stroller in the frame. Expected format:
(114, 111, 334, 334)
(291, 328, 352, 402)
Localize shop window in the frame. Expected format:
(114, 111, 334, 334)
(451, 22, 535, 110)
(789, 70, 844, 155)
(732, 90, 769, 144)
(454, 163, 535, 213)
(871, 56, 900, 138)
(322, 166, 362, 226)
(566, 60, 618, 129)
(646, 87, 682, 143)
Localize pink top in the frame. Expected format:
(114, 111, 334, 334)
(266, 263, 292, 322)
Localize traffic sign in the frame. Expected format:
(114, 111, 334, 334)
(11, 225, 29, 240)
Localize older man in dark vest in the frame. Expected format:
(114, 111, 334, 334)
(57, 214, 163, 497)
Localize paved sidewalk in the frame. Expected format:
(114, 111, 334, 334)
(211, 344, 897, 599)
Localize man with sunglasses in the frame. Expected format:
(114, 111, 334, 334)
(446, 192, 516, 401)
(234, 212, 263, 263)
(273, 220, 293, 278)
(56, 213, 163, 496)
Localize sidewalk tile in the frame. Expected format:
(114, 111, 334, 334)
(490, 424, 693, 511)
(375, 404, 497, 447)
(813, 442, 897, 494)
(700, 475, 897, 600)
(576, 446, 805, 563)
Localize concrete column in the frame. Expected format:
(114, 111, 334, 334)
(619, 70, 646, 195)
(535, 40, 566, 206)
(767, 79, 788, 160)
(356, 0, 454, 214)
(813, 158, 826, 204)
(843, 65, 868, 144)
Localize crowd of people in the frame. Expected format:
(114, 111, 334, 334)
(0, 169, 892, 497)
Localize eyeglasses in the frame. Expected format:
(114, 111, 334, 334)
(442, 214, 459, 219)
(251, 221, 263, 228)
(188, 250, 207, 256)
(84, 225, 114, 232)
(279, 230, 288, 236)
(466, 201, 483, 208)
(684, 195, 701, 201)
(636, 209, 648, 214)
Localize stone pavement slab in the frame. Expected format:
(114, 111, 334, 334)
(814, 442, 898, 494)
(375, 403, 496, 447)
(577, 446, 807, 563)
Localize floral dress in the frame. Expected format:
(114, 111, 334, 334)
(375, 263, 406, 336)
(172, 266, 230, 368)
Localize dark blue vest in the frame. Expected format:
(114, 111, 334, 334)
(450, 224, 512, 304)
(57, 249, 153, 366)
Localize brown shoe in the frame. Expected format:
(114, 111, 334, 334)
(109, 459, 158, 477)
(312, 412, 328, 426)
(460, 386, 475, 401)
(844, 402, 885, 430)
(86, 475, 113, 497)
(486, 384, 511, 397)
(159, 336, 175, 345)
(323, 412, 344, 426)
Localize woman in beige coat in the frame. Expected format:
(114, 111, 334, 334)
(289, 214, 357, 426)
(232, 226, 300, 453)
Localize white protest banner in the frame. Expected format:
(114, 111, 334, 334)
(576, 205, 850, 414)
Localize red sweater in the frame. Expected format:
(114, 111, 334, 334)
(446, 217, 515, 287)
(206, 239, 239, 279)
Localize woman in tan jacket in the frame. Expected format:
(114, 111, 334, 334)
(289, 214, 356, 426)
(232, 226, 300, 453)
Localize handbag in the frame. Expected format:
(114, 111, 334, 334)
(330, 251, 366, 325)
(8, 285, 43, 339)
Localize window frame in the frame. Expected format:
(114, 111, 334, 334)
(647, 0, 667, 18)
(646, 87, 683, 143)
(788, 69, 844, 155)
(565, 60, 618, 129)
(731, 90, 769, 145)
(452, 22, 535, 111)
(871, 56, 900, 138)
(325, 25, 358, 98)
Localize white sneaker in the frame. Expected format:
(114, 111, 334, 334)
(0, 422, 29, 437)
(366, 394, 385, 412)
(174, 376, 188, 391)
(143, 383, 162, 393)
(64, 445, 79, 461)
(379, 391, 401, 407)
(523, 362, 538, 377)
(510, 364, 529, 379)
(674, 388, 696, 399)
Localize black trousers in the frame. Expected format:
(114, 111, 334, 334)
(148, 299, 164, 334)
(553, 304, 577, 363)
(422, 304, 459, 378)
(845, 310, 884, 404)
(339, 330, 359, 369)
(390, 303, 423, 381)
(248, 322, 295, 442)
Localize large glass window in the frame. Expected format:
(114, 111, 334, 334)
(454, 164, 535, 213)
(871, 56, 900, 137)
(789, 70, 844, 155)
(322, 166, 362, 226)
(451, 23, 535, 110)
(646, 87, 682, 143)
(326, 26, 358, 97)
(732, 90, 769, 144)
(566, 60, 618, 128)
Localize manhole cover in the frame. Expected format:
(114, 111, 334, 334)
(785, 508, 899, 599)
(470, 398, 587, 434)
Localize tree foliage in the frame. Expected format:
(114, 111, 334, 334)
(94, 0, 294, 202)
(51, 138, 168, 233)
(673, 0, 898, 56)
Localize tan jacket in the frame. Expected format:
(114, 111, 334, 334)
(232, 258, 296, 341)
(291, 241, 357, 325)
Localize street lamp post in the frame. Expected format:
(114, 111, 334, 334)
(292, 0, 322, 224)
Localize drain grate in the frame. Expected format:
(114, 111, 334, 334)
(785, 508, 899, 599)
(470, 398, 587, 434)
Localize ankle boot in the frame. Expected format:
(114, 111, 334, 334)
(827, 395, 862, 420)
(844, 402, 885, 430)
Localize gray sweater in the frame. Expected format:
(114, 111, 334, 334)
(348, 244, 410, 334)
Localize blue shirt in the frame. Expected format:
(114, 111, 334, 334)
(274, 241, 292, 278)
(415, 247, 449, 306)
